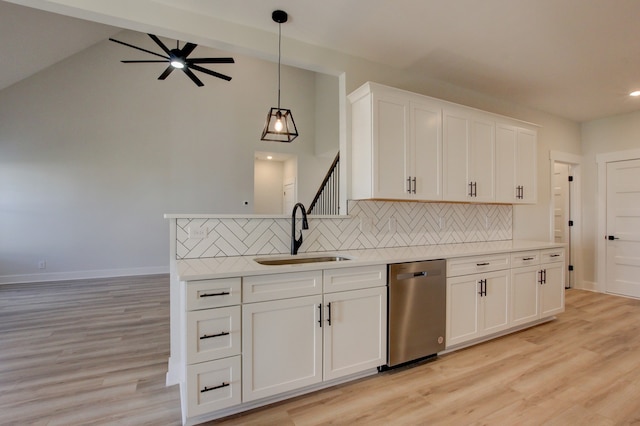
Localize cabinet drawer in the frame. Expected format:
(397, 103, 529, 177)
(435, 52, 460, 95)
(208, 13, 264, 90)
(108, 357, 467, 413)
(510, 251, 540, 268)
(243, 271, 322, 303)
(186, 278, 241, 311)
(447, 254, 510, 277)
(323, 265, 387, 293)
(186, 356, 241, 417)
(541, 248, 565, 263)
(187, 306, 241, 365)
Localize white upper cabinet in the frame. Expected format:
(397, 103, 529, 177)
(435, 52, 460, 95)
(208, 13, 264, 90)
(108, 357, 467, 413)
(349, 82, 537, 205)
(443, 108, 495, 202)
(350, 83, 442, 200)
(495, 124, 538, 204)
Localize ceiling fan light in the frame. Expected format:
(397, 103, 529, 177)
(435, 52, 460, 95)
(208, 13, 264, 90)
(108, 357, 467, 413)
(630, 90, 640, 97)
(170, 59, 185, 69)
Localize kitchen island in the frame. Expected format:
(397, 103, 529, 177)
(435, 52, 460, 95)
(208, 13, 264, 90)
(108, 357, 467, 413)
(165, 212, 564, 425)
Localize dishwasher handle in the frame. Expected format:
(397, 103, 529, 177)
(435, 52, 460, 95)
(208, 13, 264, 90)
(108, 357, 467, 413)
(395, 269, 442, 281)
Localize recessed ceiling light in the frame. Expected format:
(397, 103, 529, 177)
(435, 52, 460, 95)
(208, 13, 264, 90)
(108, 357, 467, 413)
(267, 156, 273, 160)
(630, 91, 640, 97)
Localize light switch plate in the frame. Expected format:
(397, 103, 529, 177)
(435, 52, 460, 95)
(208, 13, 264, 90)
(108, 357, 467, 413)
(188, 226, 208, 239)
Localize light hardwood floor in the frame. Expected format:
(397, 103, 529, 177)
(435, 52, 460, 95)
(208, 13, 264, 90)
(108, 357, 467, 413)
(2, 276, 640, 425)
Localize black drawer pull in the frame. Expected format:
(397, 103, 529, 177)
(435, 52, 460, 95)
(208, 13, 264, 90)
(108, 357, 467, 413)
(200, 291, 230, 298)
(201, 382, 229, 393)
(550, 254, 561, 258)
(523, 257, 535, 261)
(476, 262, 490, 266)
(200, 331, 230, 340)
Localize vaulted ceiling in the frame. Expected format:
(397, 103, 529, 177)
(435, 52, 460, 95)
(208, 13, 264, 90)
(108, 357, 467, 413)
(3, 0, 640, 122)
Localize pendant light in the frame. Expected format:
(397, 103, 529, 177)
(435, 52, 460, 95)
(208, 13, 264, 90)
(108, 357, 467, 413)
(261, 10, 299, 142)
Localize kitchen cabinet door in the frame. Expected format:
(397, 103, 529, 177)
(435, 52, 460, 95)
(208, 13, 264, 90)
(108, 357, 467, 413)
(447, 275, 481, 346)
(447, 269, 509, 347)
(510, 265, 540, 327)
(540, 262, 565, 318)
(323, 287, 387, 381)
(496, 124, 537, 204)
(469, 117, 496, 202)
(350, 87, 411, 200)
(372, 95, 411, 199)
(410, 99, 442, 200)
(242, 295, 323, 402)
(350, 83, 442, 201)
(443, 108, 495, 202)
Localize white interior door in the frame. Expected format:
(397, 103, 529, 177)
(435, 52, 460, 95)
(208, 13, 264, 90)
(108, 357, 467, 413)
(553, 163, 569, 244)
(606, 159, 640, 298)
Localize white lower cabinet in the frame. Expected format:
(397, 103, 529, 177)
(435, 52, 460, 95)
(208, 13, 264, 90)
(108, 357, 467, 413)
(510, 250, 565, 327)
(185, 356, 241, 417)
(242, 295, 323, 402)
(447, 269, 510, 347)
(241, 265, 388, 404)
(323, 286, 387, 381)
(510, 265, 540, 327)
(447, 248, 565, 349)
(540, 261, 565, 317)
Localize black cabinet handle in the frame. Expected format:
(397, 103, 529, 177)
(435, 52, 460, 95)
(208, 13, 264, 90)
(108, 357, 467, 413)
(201, 382, 229, 393)
(318, 303, 322, 327)
(608, 235, 619, 240)
(200, 291, 230, 298)
(407, 177, 412, 193)
(327, 302, 332, 326)
(476, 262, 490, 266)
(199, 331, 230, 340)
(550, 254, 561, 258)
(412, 177, 417, 194)
(468, 182, 473, 197)
(538, 270, 543, 285)
(477, 279, 487, 297)
(523, 257, 534, 261)
(543, 269, 547, 284)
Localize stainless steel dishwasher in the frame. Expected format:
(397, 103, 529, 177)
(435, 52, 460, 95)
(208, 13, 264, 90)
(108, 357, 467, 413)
(387, 259, 446, 367)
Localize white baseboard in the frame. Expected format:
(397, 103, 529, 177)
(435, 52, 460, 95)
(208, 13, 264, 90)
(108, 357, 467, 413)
(0, 265, 169, 285)
(575, 280, 598, 292)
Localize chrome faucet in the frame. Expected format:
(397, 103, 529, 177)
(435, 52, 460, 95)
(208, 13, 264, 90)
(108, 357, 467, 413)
(291, 202, 309, 255)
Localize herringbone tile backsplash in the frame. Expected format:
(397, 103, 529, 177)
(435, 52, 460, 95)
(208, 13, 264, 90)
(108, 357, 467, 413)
(175, 200, 512, 259)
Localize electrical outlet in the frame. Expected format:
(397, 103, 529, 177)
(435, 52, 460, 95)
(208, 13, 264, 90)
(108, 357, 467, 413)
(38, 260, 46, 269)
(188, 226, 208, 239)
(360, 217, 373, 233)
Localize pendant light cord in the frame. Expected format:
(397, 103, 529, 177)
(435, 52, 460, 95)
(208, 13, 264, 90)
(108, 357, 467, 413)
(277, 21, 282, 109)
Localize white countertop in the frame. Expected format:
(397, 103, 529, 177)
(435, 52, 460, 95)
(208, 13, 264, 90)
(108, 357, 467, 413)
(175, 240, 565, 281)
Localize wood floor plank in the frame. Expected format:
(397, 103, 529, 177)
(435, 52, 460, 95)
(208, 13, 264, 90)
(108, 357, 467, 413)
(3, 279, 640, 425)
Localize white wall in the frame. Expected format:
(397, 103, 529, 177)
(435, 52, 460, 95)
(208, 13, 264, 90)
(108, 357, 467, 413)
(0, 29, 334, 283)
(3, 2, 585, 283)
(254, 159, 284, 214)
(581, 110, 640, 286)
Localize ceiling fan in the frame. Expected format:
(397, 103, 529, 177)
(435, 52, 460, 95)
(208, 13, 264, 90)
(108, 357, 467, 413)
(109, 33, 234, 87)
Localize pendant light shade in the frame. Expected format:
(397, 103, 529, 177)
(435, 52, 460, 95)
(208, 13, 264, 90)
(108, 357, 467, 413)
(261, 10, 299, 143)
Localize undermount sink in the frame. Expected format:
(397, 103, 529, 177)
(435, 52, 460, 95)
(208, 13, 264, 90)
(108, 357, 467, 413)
(254, 255, 352, 266)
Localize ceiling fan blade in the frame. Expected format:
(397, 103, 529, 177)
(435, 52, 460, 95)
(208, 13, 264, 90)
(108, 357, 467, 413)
(109, 38, 168, 60)
(183, 68, 204, 87)
(158, 66, 175, 80)
(121, 60, 169, 63)
(148, 34, 172, 56)
(187, 57, 235, 64)
(181, 42, 198, 58)
(189, 64, 232, 81)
